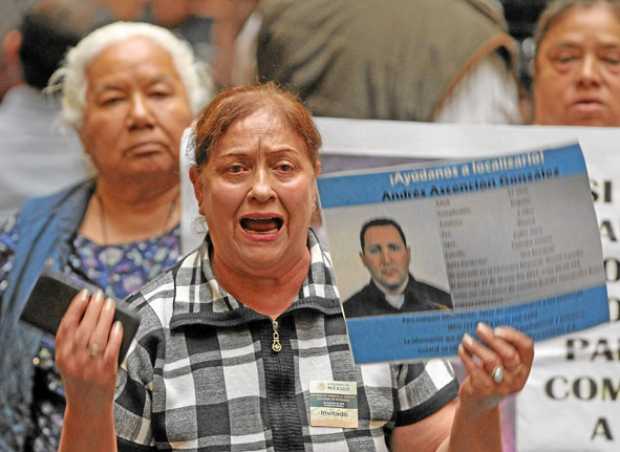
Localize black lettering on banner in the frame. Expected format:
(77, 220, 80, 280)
(591, 417, 614, 441)
(592, 339, 616, 362)
(545, 376, 620, 401)
(566, 337, 620, 361)
(574, 377, 597, 400)
(610, 298, 620, 322)
(591, 179, 613, 204)
(566, 338, 589, 361)
(600, 220, 618, 242)
(545, 376, 568, 400)
(602, 379, 620, 401)
(604, 258, 620, 282)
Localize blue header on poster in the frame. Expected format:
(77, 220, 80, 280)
(318, 143, 586, 208)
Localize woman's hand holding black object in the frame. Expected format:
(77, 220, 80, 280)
(55, 289, 123, 417)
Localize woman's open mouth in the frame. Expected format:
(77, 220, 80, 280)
(240, 217, 284, 234)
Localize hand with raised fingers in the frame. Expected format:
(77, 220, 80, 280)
(55, 289, 123, 417)
(457, 322, 534, 415)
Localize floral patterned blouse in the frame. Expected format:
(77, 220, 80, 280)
(0, 214, 180, 452)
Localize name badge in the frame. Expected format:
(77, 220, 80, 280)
(309, 380, 358, 428)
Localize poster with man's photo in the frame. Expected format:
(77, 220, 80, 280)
(317, 143, 608, 364)
(326, 200, 452, 318)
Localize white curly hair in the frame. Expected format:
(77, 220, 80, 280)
(48, 21, 212, 128)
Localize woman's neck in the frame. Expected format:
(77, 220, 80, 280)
(212, 249, 311, 319)
(80, 179, 180, 244)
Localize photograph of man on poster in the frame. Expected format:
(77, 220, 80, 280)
(343, 217, 453, 318)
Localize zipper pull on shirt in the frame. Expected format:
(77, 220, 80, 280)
(272, 319, 282, 352)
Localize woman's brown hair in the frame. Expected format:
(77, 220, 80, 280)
(193, 83, 322, 167)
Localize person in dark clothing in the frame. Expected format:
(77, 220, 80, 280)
(344, 218, 452, 318)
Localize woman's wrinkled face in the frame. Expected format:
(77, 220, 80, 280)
(79, 36, 192, 183)
(191, 109, 319, 276)
(534, 4, 620, 126)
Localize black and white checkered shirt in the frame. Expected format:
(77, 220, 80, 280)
(114, 232, 458, 451)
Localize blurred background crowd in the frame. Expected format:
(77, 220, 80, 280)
(0, 0, 568, 124)
(0, 0, 613, 217)
(0, 0, 601, 219)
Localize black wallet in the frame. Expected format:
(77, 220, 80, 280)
(20, 271, 141, 365)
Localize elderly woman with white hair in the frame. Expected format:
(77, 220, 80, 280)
(0, 21, 210, 451)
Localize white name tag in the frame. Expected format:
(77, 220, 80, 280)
(309, 380, 358, 428)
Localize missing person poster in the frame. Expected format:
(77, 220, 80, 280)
(310, 120, 620, 452)
(317, 142, 608, 365)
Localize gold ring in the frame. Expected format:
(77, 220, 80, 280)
(491, 366, 504, 384)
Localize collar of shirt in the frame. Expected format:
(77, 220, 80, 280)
(169, 229, 342, 330)
(372, 275, 410, 310)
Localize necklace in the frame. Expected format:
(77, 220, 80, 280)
(67, 192, 179, 299)
(95, 191, 178, 247)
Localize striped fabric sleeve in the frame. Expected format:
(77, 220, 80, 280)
(394, 359, 459, 426)
(115, 293, 160, 451)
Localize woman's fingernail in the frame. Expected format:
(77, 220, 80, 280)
(494, 326, 507, 336)
(463, 333, 474, 346)
(105, 298, 115, 311)
(113, 321, 123, 335)
(93, 289, 104, 304)
(477, 322, 492, 335)
(79, 288, 89, 302)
